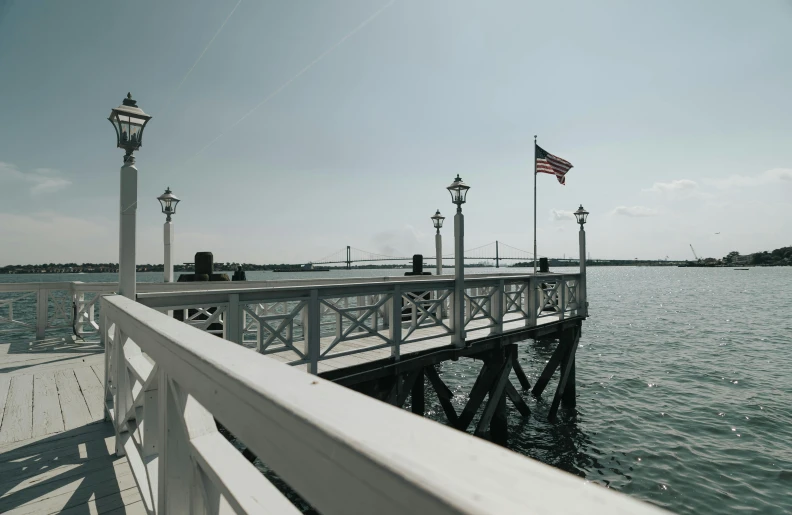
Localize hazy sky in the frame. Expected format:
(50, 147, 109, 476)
(0, 0, 790, 265)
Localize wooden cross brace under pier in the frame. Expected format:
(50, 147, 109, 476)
(348, 344, 534, 446)
(531, 325, 581, 422)
(331, 322, 583, 445)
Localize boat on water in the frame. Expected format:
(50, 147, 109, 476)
(734, 268, 749, 271)
(273, 263, 330, 273)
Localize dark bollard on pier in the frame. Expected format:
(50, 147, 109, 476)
(178, 252, 230, 282)
(174, 252, 229, 332)
(404, 254, 432, 276)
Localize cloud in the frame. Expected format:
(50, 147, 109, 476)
(612, 205, 659, 217)
(551, 209, 575, 221)
(645, 179, 698, 194)
(0, 162, 71, 195)
(706, 168, 792, 189)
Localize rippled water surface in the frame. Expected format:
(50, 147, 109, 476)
(438, 266, 792, 514)
(2, 267, 790, 513)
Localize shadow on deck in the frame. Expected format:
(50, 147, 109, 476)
(0, 334, 143, 514)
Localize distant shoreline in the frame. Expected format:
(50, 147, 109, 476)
(1, 262, 788, 275)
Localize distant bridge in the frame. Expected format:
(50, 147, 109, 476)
(311, 241, 546, 269)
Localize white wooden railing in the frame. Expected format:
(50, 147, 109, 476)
(0, 281, 116, 339)
(2, 277, 461, 341)
(102, 294, 661, 514)
(0, 273, 584, 356)
(134, 273, 585, 373)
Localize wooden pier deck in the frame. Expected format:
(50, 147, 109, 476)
(0, 335, 144, 514)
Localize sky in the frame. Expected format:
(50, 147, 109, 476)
(0, 0, 790, 266)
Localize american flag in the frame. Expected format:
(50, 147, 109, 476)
(536, 145, 573, 185)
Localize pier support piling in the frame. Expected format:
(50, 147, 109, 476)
(411, 369, 425, 416)
(531, 326, 580, 422)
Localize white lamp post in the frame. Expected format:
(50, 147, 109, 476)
(157, 187, 180, 282)
(431, 209, 445, 276)
(574, 205, 589, 317)
(447, 175, 470, 347)
(108, 93, 152, 300)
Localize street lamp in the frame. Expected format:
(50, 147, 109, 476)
(573, 205, 589, 317)
(431, 209, 445, 276)
(574, 205, 589, 226)
(157, 188, 180, 282)
(447, 174, 470, 210)
(109, 93, 152, 163)
(109, 93, 152, 300)
(447, 175, 469, 347)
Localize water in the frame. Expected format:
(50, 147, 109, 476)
(2, 267, 790, 513)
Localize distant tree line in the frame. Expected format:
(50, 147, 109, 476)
(723, 247, 792, 266)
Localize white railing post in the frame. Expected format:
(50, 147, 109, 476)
(114, 328, 128, 456)
(303, 290, 321, 374)
(381, 295, 390, 329)
(559, 277, 566, 320)
(73, 288, 84, 338)
(389, 286, 401, 360)
(36, 288, 48, 340)
(525, 277, 537, 327)
(157, 372, 190, 513)
(226, 293, 241, 344)
(101, 311, 112, 421)
(142, 371, 160, 510)
(490, 280, 504, 335)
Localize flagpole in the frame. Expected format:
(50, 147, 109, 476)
(533, 135, 538, 275)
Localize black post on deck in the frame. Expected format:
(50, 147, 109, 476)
(346, 246, 351, 270)
(495, 240, 499, 268)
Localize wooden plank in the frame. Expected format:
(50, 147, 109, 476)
(73, 366, 105, 421)
(505, 382, 531, 418)
(32, 372, 64, 438)
(0, 375, 33, 444)
(474, 352, 513, 438)
(411, 369, 425, 416)
(99, 499, 147, 515)
(0, 459, 130, 513)
(531, 336, 567, 398)
(0, 375, 11, 431)
(548, 329, 580, 422)
(4, 474, 137, 515)
(57, 484, 142, 515)
(456, 363, 496, 431)
(512, 357, 531, 391)
(0, 421, 110, 458)
(424, 365, 458, 425)
(54, 369, 93, 431)
(395, 370, 420, 407)
(1, 354, 106, 378)
(91, 363, 104, 384)
(190, 432, 301, 515)
(0, 433, 115, 478)
(562, 355, 576, 407)
(0, 453, 129, 502)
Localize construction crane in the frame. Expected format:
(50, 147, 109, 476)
(689, 244, 700, 262)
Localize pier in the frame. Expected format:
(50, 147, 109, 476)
(0, 274, 664, 513)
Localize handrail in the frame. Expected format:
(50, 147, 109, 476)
(102, 294, 663, 514)
(132, 273, 584, 373)
(0, 272, 583, 345)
